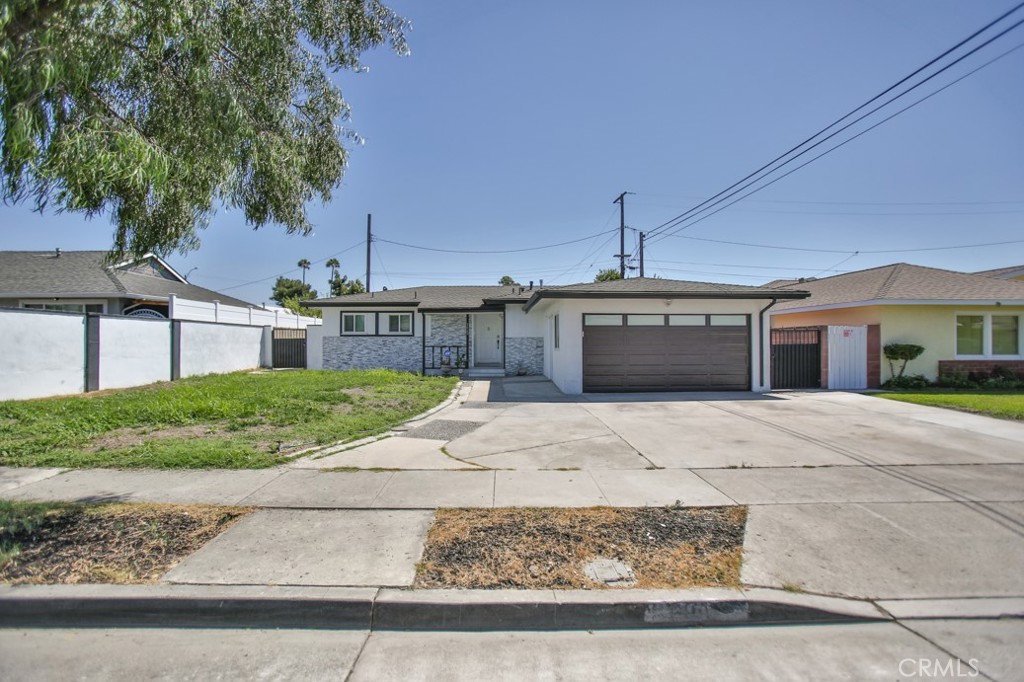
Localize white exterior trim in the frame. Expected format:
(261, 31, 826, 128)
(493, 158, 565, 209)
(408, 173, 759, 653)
(20, 298, 108, 314)
(953, 310, 1023, 360)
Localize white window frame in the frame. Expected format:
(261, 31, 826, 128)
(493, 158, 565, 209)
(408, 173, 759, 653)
(20, 299, 107, 314)
(381, 312, 413, 336)
(954, 312, 1023, 359)
(342, 312, 372, 335)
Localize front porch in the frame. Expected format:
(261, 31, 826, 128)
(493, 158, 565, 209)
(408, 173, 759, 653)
(423, 311, 507, 376)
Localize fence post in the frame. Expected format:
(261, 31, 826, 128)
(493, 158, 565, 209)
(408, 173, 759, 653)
(274, 309, 280, 327)
(170, 320, 182, 380)
(84, 313, 101, 392)
(248, 306, 253, 326)
(168, 294, 177, 319)
(213, 300, 220, 323)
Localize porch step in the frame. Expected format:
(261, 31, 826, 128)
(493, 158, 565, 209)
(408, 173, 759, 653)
(464, 368, 507, 378)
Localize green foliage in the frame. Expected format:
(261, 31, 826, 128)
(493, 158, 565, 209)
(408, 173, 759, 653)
(330, 274, 365, 296)
(595, 268, 622, 282)
(1, 500, 68, 568)
(498, 275, 519, 286)
(883, 343, 925, 379)
(935, 373, 978, 389)
(271, 276, 316, 305)
(0, 0, 408, 259)
(282, 295, 320, 318)
(0, 370, 457, 468)
(881, 374, 930, 389)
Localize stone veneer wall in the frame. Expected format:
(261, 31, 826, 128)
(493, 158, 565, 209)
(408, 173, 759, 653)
(323, 336, 421, 373)
(427, 314, 471, 360)
(505, 336, 544, 376)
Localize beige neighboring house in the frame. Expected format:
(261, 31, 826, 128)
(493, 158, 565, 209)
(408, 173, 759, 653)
(769, 263, 1024, 386)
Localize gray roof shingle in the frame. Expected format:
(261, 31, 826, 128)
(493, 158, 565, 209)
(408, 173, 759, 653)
(773, 263, 1024, 310)
(309, 285, 530, 310)
(310, 277, 810, 312)
(0, 250, 255, 308)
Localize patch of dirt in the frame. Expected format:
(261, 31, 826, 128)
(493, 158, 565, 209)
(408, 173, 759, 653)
(340, 388, 371, 398)
(0, 503, 250, 585)
(415, 506, 747, 590)
(88, 424, 217, 451)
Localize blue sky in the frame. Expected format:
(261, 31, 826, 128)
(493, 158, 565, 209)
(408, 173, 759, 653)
(3, 0, 1023, 305)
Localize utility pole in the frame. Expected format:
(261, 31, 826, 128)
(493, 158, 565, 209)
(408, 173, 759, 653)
(365, 213, 372, 293)
(613, 192, 631, 278)
(639, 232, 645, 278)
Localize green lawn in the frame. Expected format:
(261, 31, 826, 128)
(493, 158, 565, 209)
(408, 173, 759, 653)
(875, 390, 1024, 421)
(0, 370, 457, 469)
(0, 500, 66, 569)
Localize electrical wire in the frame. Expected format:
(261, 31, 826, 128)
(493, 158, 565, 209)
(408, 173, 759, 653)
(660, 233, 1024, 254)
(215, 240, 364, 291)
(376, 229, 618, 255)
(646, 39, 1024, 246)
(643, 5, 1024, 241)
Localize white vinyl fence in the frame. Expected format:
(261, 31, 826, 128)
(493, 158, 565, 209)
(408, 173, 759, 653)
(0, 307, 277, 401)
(169, 295, 321, 328)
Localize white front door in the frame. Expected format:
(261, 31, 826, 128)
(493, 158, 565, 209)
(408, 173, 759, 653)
(474, 313, 503, 366)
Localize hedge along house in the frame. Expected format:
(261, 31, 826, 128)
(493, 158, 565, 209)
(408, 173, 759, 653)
(769, 263, 1024, 385)
(306, 278, 810, 394)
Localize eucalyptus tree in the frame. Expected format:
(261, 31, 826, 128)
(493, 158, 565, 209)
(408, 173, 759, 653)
(0, 0, 408, 258)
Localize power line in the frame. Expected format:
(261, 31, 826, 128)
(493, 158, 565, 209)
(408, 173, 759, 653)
(811, 252, 860, 279)
(647, 38, 1024, 246)
(643, 4, 1024, 241)
(661, 233, 1024, 254)
(376, 229, 617, 255)
(631, 192, 1024, 207)
(373, 243, 394, 290)
(216, 240, 364, 292)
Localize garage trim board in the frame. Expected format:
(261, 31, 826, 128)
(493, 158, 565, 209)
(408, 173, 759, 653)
(582, 313, 751, 392)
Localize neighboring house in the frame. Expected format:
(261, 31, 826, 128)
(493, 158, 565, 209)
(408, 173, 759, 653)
(0, 250, 255, 317)
(770, 263, 1024, 386)
(973, 264, 1024, 282)
(305, 278, 809, 394)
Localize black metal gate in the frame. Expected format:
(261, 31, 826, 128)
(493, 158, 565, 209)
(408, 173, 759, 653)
(770, 328, 821, 389)
(272, 328, 307, 368)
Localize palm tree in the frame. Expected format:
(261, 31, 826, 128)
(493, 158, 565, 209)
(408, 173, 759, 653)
(297, 258, 311, 285)
(325, 258, 340, 282)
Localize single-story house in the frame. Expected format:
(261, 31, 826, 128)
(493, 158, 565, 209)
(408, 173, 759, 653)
(769, 263, 1024, 386)
(0, 249, 255, 317)
(304, 277, 810, 394)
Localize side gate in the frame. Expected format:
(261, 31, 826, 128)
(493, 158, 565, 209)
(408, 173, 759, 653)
(272, 328, 307, 369)
(770, 328, 821, 389)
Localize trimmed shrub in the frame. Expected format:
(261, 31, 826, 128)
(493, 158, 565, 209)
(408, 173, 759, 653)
(882, 374, 931, 389)
(935, 373, 978, 389)
(883, 343, 925, 380)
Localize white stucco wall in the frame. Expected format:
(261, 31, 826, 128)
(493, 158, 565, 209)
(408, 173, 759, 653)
(306, 325, 325, 369)
(99, 317, 172, 390)
(0, 309, 86, 400)
(505, 304, 544, 337)
(179, 322, 265, 377)
(531, 298, 772, 395)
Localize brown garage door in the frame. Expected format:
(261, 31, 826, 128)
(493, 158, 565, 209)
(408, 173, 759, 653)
(583, 313, 750, 392)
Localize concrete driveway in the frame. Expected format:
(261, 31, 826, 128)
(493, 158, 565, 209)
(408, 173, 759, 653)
(300, 376, 1024, 600)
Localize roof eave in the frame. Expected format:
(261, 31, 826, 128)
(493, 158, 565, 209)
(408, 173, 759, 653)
(772, 298, 1024, 314)
(302, 300, 421, 308)
(523, 289, 810, 312)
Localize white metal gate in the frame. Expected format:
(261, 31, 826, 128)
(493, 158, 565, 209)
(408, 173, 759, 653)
(828, 326, 867, 389)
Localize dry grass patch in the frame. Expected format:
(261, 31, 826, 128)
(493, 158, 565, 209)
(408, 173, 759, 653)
(415, 506, 747, 590)
(0, 501, 250, 585)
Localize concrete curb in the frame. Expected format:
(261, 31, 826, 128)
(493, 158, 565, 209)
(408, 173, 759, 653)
(0, 585, 895, 631)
